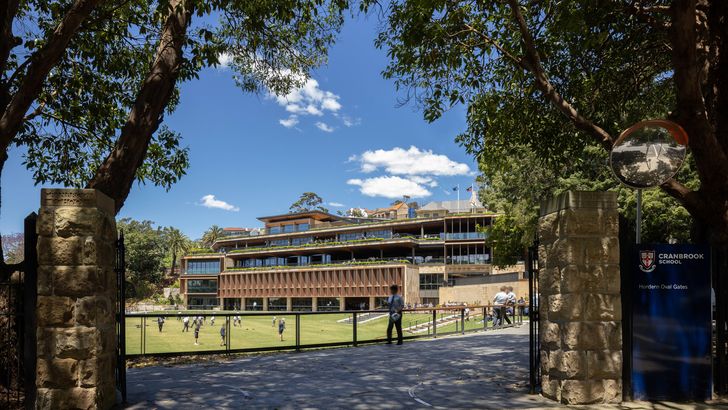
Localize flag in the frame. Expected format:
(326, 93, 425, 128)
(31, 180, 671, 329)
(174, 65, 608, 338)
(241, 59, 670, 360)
(466, 186, 473, 192)
(452, 186, 459, 191)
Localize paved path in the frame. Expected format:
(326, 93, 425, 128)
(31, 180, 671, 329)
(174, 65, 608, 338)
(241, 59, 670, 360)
(124, 325, 557, 409)
(123, 326, 728, 409)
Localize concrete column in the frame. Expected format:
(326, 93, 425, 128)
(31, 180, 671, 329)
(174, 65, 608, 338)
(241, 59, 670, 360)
(368, 296, 376, 310)
(339, 297, 345, 311)
(311, 297, 318, 312)
(286, 297, 292, 311)
(538, 191, 621, 405)
(35, 189, 117, 409)
(240, 297, 245, 311)
(263, 298, 269, 311)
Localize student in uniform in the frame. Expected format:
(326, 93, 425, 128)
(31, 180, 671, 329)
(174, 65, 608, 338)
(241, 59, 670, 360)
(385, 284, 404, 345)
(194, 321, 201, 345)
(220, 324, 226, 346)
(278, 318, 286, 341)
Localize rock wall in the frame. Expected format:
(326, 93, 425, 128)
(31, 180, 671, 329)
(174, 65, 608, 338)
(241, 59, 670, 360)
(35, 189, 117, 409)
(538, 191, 622, 404)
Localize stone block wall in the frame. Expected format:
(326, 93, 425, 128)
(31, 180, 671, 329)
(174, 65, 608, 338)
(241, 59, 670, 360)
(35, 189, 117, 409)
(538, 191, 622, 404)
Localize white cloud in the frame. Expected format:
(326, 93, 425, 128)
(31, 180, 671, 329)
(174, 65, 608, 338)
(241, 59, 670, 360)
(328, 202, 345, 207)
(316, 122, 334, 133)
(274, 78, 341, 116)
(199, 194, 239, 212)
(408, 176, 439, 187)
(216, 52, 233, 69)
(354, 146, 471, 176)
(347, 176, 432, 199)
(279, 115, 299, 128)
(342, 115, 361, 127)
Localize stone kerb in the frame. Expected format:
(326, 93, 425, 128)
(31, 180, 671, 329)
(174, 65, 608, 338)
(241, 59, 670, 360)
(538, 191, 622, 405)
(36, 189, 117, 409)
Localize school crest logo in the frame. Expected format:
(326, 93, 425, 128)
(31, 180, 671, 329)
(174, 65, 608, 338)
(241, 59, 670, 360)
(639, 250, 656, 273)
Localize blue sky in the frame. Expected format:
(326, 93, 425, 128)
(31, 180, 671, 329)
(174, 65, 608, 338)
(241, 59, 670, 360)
(1, 14, 476, 240)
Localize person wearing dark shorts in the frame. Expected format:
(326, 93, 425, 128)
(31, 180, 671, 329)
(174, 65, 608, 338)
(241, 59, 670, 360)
(194, 321, 201, 345)
(220, 325, 226, 346)
(157, 316, 164, 332)
(386, 284, 404, 345)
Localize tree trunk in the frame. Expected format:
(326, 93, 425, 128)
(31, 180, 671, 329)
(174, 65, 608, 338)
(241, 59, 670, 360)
(170, 250, 176, 277)
(86, 0, 191, 214)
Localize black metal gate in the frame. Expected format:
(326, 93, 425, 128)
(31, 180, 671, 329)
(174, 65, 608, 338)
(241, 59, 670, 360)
(527, 240, 540, 394)
(713, 248, 728, 396)
(0, 213, 37, 409)
(115, 231, 127, 403)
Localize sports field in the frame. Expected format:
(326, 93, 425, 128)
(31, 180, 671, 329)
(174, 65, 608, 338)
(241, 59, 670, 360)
(125, 311, 441, 355)
(124, 310, 525, 355)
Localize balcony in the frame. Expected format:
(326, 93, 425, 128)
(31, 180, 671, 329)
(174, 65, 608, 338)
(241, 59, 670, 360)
(441, 232, 487, 240)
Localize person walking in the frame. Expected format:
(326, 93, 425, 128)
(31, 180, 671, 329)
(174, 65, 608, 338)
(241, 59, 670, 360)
(157, 316, 165, 332)
(182, 316, 190, 332)
(278, 318, 286, 341)
(220, 324, 226, 346)
(385, 284, 404, 345)
(272, 316, 277, 327)
(194, 320, 201, 345)
(505, 286, 516, 325)
(210, 315, 216, 327)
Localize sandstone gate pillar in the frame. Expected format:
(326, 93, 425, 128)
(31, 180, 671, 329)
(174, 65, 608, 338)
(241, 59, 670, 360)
(35, 189, 117, 409)
(538, 191, 622, 404)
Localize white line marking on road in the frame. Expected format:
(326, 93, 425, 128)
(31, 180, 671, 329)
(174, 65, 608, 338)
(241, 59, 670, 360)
(408, 382, 432, 407)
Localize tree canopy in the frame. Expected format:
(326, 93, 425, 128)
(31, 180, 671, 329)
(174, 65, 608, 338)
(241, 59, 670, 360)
(1, 0, 349, 213)
(371, 0, 728, 246)
(290, 192, 328, 213)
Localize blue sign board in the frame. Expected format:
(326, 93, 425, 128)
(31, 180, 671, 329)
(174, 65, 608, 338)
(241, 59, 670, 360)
(632, 244, 712, 401)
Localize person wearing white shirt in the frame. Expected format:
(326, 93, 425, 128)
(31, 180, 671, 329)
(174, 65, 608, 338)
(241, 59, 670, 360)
(492, 287, 509, 327)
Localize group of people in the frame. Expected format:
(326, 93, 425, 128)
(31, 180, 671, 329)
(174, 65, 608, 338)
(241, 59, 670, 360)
(492, 286, 518, 327)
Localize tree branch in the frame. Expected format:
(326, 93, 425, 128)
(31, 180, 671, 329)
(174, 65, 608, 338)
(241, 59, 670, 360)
(660, 178, 702, 215)
(0, 0, 21, 77)
(0, 0, 105, 159)
(670, 0, 728, 189)
(506, 0, 614, 151)
(86, 0, 192, 213)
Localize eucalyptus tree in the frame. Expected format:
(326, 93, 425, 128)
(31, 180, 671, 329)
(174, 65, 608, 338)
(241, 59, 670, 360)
(371, 0, 728, 245)
(1, 0, 348, 214)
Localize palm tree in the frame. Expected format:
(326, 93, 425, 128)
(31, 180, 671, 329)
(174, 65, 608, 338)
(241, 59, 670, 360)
(164, 227, 190, 277)
(202, 225, 225, 248)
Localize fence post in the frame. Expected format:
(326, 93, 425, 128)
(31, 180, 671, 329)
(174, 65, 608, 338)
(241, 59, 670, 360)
(226, 316, 230, 352)
(432, 310, 437, 338)
(353, 312, 358, 347)
(461, 308, 465, 335)
(295, 314, 301, 352)
(142, 316, 146, 355)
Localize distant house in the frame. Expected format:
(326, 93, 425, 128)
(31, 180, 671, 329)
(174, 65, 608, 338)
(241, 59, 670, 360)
(222, 227, 264, 237)
(366, 202, 410, 220)
(416, 195, 486, 219)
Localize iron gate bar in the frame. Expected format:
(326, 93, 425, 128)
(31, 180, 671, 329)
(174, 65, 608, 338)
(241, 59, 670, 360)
(714, 247, 728, 395)
(528, 239, 540, 395)
(115, 231, 127, 403)
(23, 213, 37, 410)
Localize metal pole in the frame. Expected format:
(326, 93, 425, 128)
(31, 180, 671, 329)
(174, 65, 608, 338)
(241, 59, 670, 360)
(295, 314, 301, 352)
(353, 312, 358, 347)
(636, 189, 642, 244)
(432, 310, 437, 338)
(461, 308, 465, 335)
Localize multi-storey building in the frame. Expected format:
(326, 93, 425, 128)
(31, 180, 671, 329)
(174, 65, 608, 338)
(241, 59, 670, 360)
(180, 201, 524, 311)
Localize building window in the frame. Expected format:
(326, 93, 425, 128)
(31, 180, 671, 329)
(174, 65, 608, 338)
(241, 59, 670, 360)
(366, 229, 392, 239)
(186, 260, 220, 274)
(283, 224, 296, 233)
(187, 279, 217, 293)
(270, 238, 289, 247)
(339, 232, 363, 241)
(291, 236, 313, 246)
(419, 274, 445, 290)
(297, 223, 310, 231)
(299, 255, 310, 266)
(269, 226, 281, 234)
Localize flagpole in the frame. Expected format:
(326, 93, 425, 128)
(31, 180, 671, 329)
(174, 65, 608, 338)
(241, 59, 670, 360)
(457, 184, 460, 213)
